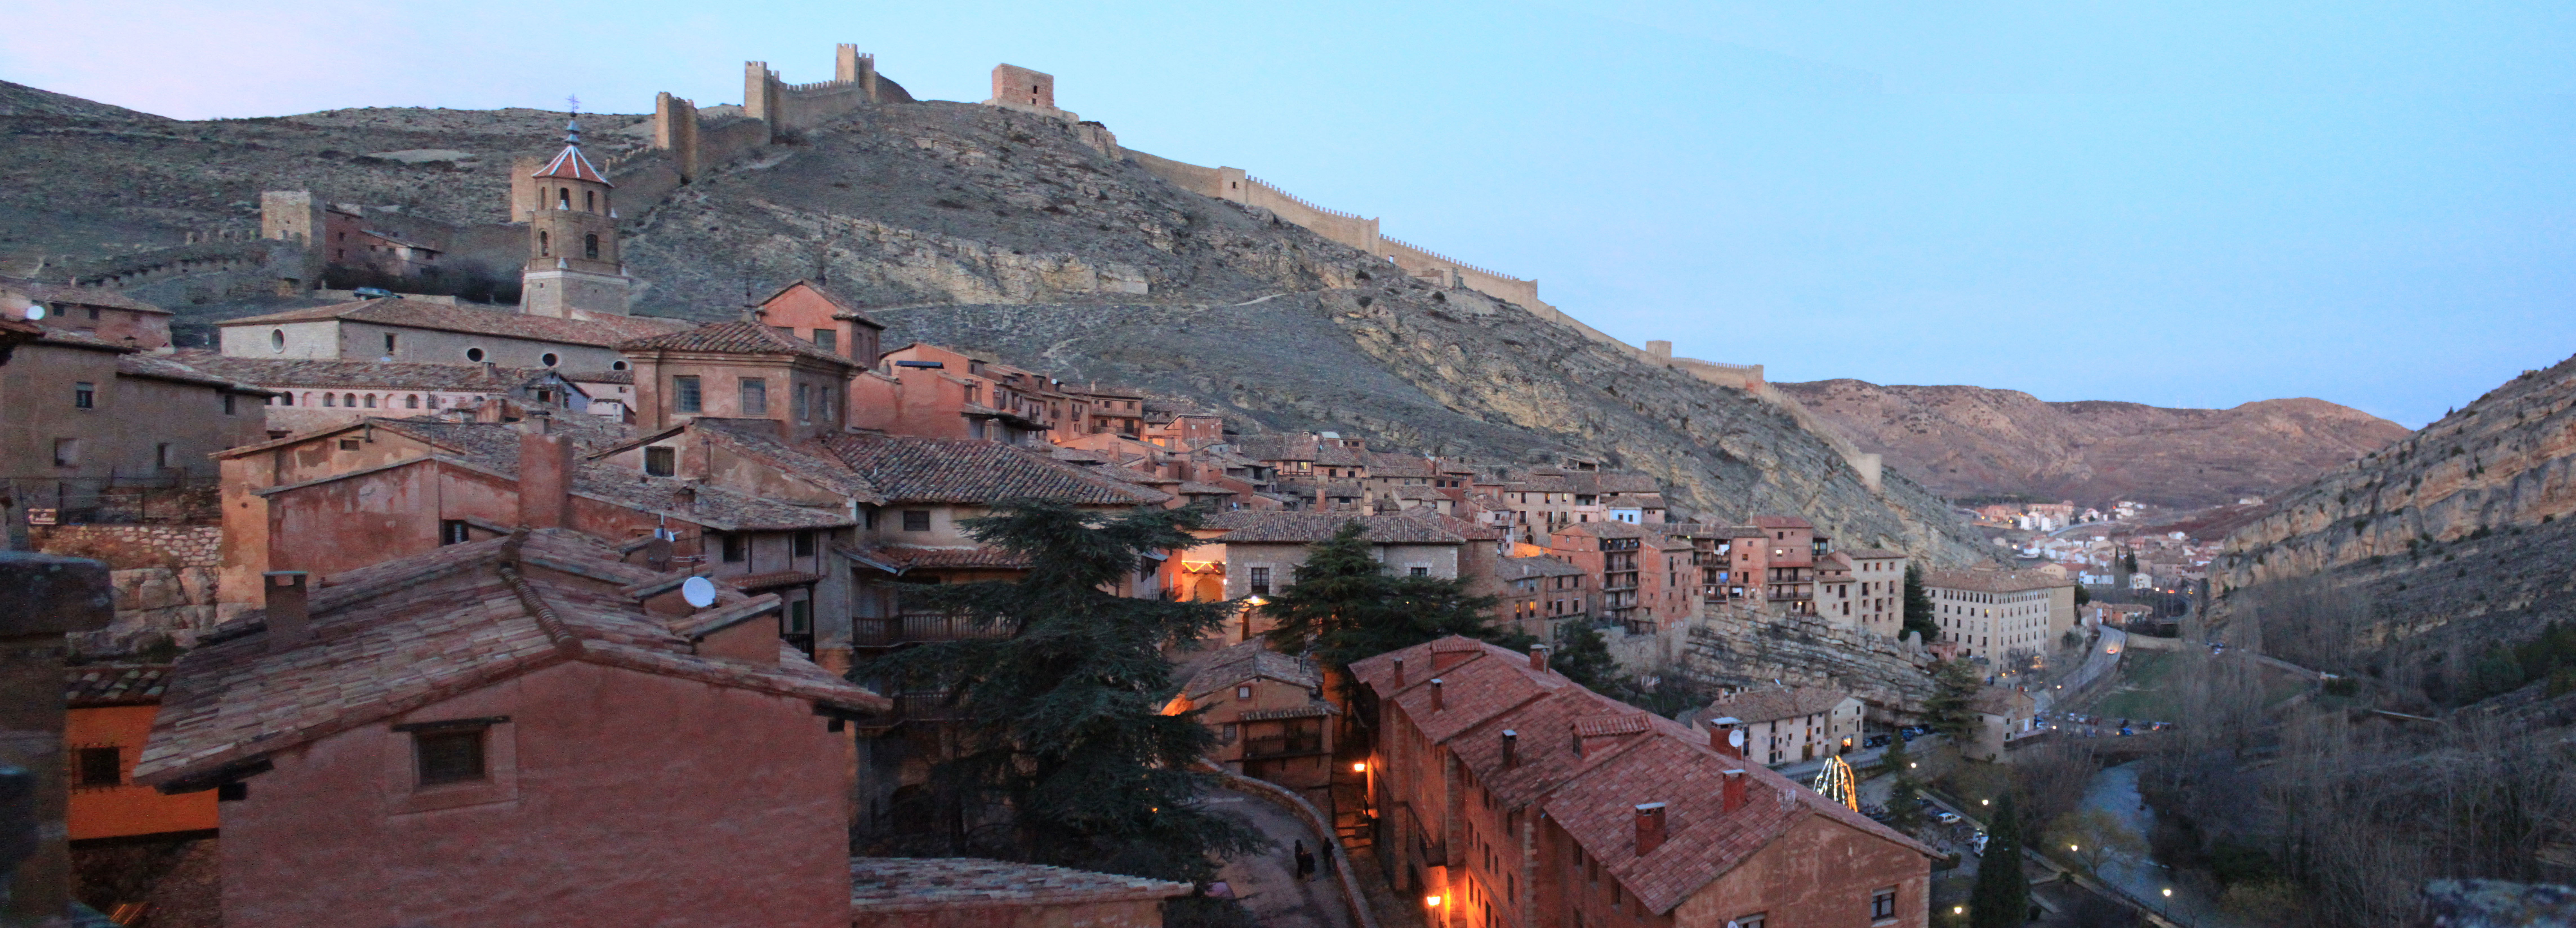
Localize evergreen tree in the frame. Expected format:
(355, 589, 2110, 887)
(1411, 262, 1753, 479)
(1262, 521, 1510, 690)
(1924, 659, 1983, 741)
(1969, 793, 2031, 927)
(1903, 564, 1939, 642)
(1882, 738, 1925, 831)
(861, 500, 1263, 882)
(1549, 620, 1623, 694)
(2073, 584, 2092, 607)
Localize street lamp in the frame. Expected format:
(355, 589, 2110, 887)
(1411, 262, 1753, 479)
(1353, 762, 1368, 773)
(1425, 896, 1443, 908)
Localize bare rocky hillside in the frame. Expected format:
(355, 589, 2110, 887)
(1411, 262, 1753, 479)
(1777, 378, 2409, 509)
(1, 79, 1992, 564)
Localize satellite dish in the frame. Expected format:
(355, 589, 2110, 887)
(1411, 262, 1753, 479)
(24, 304, 43, 320)
(1727, 729, 1746, 749)
(680, 576, 717, 608)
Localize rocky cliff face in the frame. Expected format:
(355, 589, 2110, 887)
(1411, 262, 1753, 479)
(1677, 607, 1934, 713)
(2214, 353, 2576, 669)
(1, 80, 1995, 569)
(1778, 379, 2409, 509)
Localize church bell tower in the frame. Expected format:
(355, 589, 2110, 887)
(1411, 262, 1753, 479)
(520, 117, 633, 318)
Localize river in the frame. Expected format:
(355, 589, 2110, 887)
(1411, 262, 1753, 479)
(2077, 761, 2244, 928)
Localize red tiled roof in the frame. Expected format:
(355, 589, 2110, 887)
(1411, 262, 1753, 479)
(116, 353, 273, 394)
(1923, 566, 2072, 593)
(1749, 515, 1814, 530)
(172, 350, 547, 392)
(1352, 637, 1937, 915)
(817, 433, 1167, 506)
(1199, 511, 1463, 544)
(1182, 640, 1319, 699)
(66, 664, 174, 707)
(220, 298, 690, 348)
(617, 320, 856, 367)
(0, 276, 172, 314)
(723, 570, 820, 591)
(531, 143, 609, 184)
(1681, 686, 1853, 726)
(136, 530, 883, 789)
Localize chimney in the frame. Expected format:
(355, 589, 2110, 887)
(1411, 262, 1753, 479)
(1501, 729, 1518, 767)
(1707, 715, 1745, 759)
(264, 571, 312, 651)
(1721, 769, 1748, 813)
(518, 425, 574, 530)
(1393, 657, 1405, 689)
(1634, 802, 1667, 854)
(1430, 678, 1444, 711)
(1530, 645, 1550, 672)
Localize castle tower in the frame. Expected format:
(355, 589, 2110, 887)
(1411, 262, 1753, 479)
(520, 118, 632, 319)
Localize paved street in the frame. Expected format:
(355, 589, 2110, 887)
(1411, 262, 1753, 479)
(1202, 789, 1354, 928)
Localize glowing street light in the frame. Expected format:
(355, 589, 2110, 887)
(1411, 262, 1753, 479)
(1425, 896, 1444, 908)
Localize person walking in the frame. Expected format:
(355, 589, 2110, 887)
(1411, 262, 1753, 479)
(1294, 840, 1316, 880)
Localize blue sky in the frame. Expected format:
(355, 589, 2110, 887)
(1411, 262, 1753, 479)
(12, 1, 2576, 427)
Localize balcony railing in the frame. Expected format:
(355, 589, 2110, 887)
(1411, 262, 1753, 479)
(1244, 732, 1325, 759)
(851, 613, 1013, 647)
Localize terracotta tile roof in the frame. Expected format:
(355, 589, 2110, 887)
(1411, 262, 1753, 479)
(66, 664, 174, 707)
(1497, 556, 1586, 581)
(1352, 637, 1936, 915)
(1749, 515, 1814, 529)
(762, 280, 887, 330)
(849, 858, 1191, 910)
(876, 546, 1034, 571)
(1240, 705, 1336, 721)
(1682, 686, 1853, 727)
(1842, 548, 1907, 560)
(616, 319, 857, 367)
(0, 276, 171, 313)
(531, 143, 609, 183)
(1313, 443, 1366, 468)
(1232, 435, 1313, 463)
(1365, 453, 1437, 479)
(1553, 520, 1651, 539)
(35, 329, 132, 352)
(1923, 566, 2073, 593)
(560, 369, 634, 385)
(136, 529, 883, 789)
(723, 570, 821, 591)
(116, 353, 273, 394)
(680, 419, 882, 503)
(220, 298, 690, 348)
(817, 433, 1167, 506)
(170, 350, 545, 391)
(1183, 640, 1319, 699)
(1199, 511, 1464, 545)
(1971, 687, 2036, 716)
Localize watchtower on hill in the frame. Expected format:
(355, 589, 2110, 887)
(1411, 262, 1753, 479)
(520, 118, 633, 320)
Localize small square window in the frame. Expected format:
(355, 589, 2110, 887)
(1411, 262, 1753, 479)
(339, 439, 361, 451)
(793, 531, 816, 557)
(1237, 686, 1252, 700)
(77, 746, 121, 787)
(52, 438, 79, 468)
(440, 520, 471, 546)
(720, 534, 746, 562)
(414, 730, 486, 786)
(73, 381, 95, 409)
(673, 375, 703, 414)
(902, 510, 931, 532)
(644, 446, 676, 477)
(812, 329, 837, 353)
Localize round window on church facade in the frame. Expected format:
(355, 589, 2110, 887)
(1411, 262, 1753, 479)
(465, 347, 486, 362)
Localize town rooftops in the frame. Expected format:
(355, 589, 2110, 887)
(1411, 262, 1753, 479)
(221, 297, 690, 348)
(1842, 547, 1907, 560)
(1970, 687, 2036, 716)
(818, 432, 1168, 506)
(616, 319, 858, 367)
(1182, 640, 1321, 700)
(759, 280, 886, 329)
(1497, 556, 1587, 582)
(172, 350, 551, 392)
(67, 664, 174, 707)
(1552, 520, 1652, 540)
(1682, 686, 1853, 727)
(114, 352, 274, 394)
(0, 276, 172, 314)
(1199, 511, 1465, 545)
(1350, 637, 1934, 916)
(1749, 515, 1814, 530)
(849, 858, 1191, 911)
(134, 529, 884, 790)
(1923, 566, 2074, 594)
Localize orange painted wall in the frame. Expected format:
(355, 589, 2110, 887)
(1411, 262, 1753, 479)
(65, 704, 218, 840)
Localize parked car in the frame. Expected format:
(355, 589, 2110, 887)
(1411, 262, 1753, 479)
(1935, 812, 1962, 824)
(1865, 734, 1892, 748)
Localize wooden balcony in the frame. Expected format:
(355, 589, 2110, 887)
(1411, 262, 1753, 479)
(850, 613, 1013, 648)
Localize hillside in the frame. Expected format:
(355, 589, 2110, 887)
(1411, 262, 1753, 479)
(2214, 353, 2576, 702)
(0, 79, 1995, 564)
(1776, 379, 2410, 509)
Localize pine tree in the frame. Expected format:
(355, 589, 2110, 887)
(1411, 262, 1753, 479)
(1882, 737, 1925, 831)
(1903, 564, 1939, 642)
(1923, 659, 1983, 741)
(1549, 620, 1623, 693)
(861, 500, 1263, 882)
(1969, 793, 2031, 927)
(1262, 521, 1510, 691)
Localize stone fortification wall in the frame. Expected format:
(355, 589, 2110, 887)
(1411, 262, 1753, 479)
(30, 524, 226, 652)
(1242, 177, 1381, 255)
(638, 44, 902, 197)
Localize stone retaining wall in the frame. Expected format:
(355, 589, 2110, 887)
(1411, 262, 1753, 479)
(31, 525, 226, 653)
